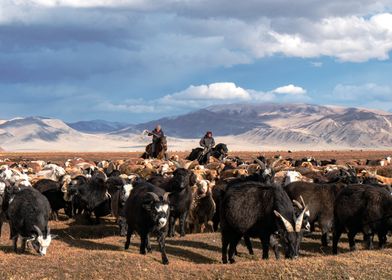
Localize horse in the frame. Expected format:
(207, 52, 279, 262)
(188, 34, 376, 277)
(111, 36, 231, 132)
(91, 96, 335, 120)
(186, 143, 228, 164)
(141, 136, 168, 160)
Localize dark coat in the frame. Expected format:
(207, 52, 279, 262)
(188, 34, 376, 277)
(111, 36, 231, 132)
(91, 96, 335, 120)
(200, 136, 215, 149)
(149, 129, 164, 143)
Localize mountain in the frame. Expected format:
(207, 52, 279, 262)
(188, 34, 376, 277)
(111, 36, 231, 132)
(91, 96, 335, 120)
(135, 103, 392, 148)
(135, 108, 263, 138)
(67, 120, 131, 134)
(0, 116, 80, 143)
(0, 116, 149, 151)
(136, 103, 343, 138)
(2, 103, 392, 151)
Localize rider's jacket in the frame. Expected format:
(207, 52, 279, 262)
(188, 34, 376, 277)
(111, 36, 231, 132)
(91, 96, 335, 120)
(149, 129, 164, 143)
(200, 136, 215, 149)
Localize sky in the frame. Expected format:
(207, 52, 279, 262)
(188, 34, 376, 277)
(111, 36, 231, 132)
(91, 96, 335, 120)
(1, 0, 392, 123)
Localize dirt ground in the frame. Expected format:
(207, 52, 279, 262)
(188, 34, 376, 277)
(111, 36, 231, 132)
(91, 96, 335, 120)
(0, 218, 391, 280)
(1, 149, 392, 163)
(0, 151, 392, 279)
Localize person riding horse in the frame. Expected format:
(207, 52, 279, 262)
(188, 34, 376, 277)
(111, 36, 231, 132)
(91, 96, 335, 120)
(199, 131, 215, 163)
(148, 125, 165, 158)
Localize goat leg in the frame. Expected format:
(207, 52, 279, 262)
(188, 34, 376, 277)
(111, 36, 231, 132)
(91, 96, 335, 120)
(179, 212, 188, 237)
(243, 235, 254, 255)
(124, 226, 133, 250)
(157, 233, 169, 265)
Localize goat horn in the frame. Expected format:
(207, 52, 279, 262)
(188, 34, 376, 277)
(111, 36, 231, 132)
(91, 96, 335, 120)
(253, 158, 266, 169)
(184, 162, 193, 170)
(292, 200, 303, 210)
(146, 192, 160, 202)
(295, 207, 308, 232)
(274, 210, 294, 233)
(33, 225, 43, 237)
(163, 192, 170, 202)
(299, 195, 306, 208)
(47, 227, 50, 236)
(172, 161, 181, 169)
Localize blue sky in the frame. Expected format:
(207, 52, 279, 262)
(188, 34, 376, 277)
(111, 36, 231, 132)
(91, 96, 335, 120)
(1, 0, 392, 123)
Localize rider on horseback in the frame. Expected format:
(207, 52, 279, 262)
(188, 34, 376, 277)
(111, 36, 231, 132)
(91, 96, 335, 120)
(199, 131, 215, 163)
(148, 125, 165, 157)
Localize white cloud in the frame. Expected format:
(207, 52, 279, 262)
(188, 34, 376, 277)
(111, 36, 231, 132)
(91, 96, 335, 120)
(100, 82, 308, 114)
(271, 84, 306, 95)
(165, 83, 251, 101)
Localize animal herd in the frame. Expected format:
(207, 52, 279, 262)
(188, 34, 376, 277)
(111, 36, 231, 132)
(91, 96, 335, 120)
(0, 151, 392, 265)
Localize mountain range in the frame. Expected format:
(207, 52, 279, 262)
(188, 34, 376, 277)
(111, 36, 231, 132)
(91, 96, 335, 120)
(67, 120, 130, 134)
(1, 103, 392, 151)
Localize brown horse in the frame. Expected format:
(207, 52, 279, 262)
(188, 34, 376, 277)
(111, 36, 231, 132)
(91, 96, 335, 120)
(142, 136, 168, 160)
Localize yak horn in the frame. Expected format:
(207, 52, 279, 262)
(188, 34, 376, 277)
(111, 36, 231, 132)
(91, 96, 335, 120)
(146, 192, 160, 202)
(163, 192, 170, 202)
(253, 158, 266, 169)
(295, 207, 308, 232)
(33, 225, 43, 237)
(47, 227, 51, 236)
(274, 210, 294, 233)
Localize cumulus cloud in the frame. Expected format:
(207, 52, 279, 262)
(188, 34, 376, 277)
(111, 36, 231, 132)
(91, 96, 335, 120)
(271, 84, 306, 95)
(100, 82, 309, 115)
(165, 83, 251, 101)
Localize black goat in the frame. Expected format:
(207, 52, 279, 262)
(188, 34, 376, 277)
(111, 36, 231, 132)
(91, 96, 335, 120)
(70, 173, 111, 224)
(220, 182, 307, 263)
(333, 184, 392, 254)
(33, 179, 72, 220)
(124, 182, 170, 265)
(156, 168, 197, 237)
(212, 160, 275, 231)
(285, 181, 346, 246)
(6, 187, 55, 255)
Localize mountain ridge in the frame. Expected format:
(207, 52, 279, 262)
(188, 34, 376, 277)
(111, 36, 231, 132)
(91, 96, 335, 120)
(1, 103, 392, 151)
